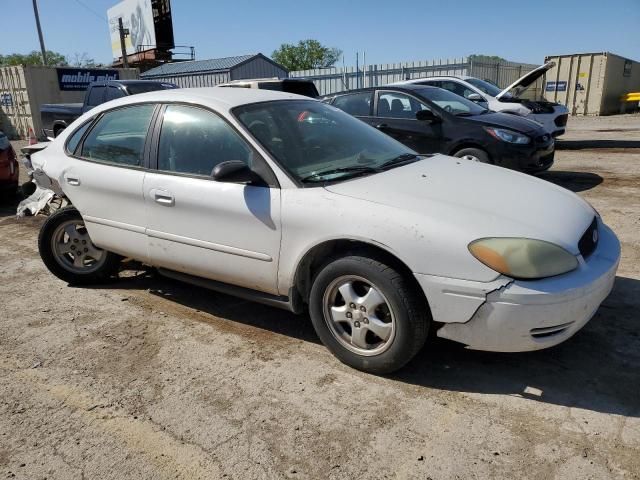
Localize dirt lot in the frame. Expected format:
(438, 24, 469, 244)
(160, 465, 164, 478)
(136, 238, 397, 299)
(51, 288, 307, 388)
(1, 115, 639, 479)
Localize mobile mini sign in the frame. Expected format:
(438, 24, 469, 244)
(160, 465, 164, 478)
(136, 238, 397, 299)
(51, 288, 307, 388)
(56, 68, 120, 91)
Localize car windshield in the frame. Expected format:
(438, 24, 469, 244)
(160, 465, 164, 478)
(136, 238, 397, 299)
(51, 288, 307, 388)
(234, 100, 418, 184)
(414, 87, 487, 116)
(466, 78, 511, 98)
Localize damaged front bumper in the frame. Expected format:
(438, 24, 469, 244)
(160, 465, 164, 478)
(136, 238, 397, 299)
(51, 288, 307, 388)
(414, 222, 620, 352)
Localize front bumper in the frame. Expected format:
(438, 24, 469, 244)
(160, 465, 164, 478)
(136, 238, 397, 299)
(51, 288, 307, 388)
(491, 140, 555, 173)
(416, 221, 620, 352)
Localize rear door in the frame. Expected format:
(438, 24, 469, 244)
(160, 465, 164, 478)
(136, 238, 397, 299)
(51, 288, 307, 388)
(62, 103, 157, 261)
(369, 90, 442, 154)
(143, 104, 282, 294)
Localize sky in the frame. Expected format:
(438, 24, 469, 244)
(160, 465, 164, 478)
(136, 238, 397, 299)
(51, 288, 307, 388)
(2, 0, 639, 68)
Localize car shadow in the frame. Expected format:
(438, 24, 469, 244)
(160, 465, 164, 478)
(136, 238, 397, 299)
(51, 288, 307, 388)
(557, 139, 640, 150)
(536, 170, 603, 192)
(99, 266, 640, 418)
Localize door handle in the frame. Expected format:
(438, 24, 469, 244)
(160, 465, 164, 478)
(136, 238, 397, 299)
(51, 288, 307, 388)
(375, 123, 390, 130)
(150, 188, 175, 206)
(65, 176, 81, 186)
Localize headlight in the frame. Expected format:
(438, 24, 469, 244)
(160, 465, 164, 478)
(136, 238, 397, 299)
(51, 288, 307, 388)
(468, 238, 578, 279)
(484, 127, 530, 144)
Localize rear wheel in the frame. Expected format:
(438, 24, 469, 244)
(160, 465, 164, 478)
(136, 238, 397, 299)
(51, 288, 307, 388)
(309, 254, 430, 374)
(453, 147, 490, 164)
(38, 206, 120, 284)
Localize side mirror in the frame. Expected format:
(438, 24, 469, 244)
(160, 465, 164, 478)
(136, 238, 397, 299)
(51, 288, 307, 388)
(467, 93, 484, 102)
(212, 160, 264, 185)
(416, 109, 440, 123)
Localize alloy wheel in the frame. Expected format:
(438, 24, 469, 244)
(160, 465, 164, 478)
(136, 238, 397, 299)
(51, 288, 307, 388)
(322, 275, 396, 356)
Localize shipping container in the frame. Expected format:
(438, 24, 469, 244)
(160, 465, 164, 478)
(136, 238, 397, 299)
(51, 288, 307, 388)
(544, 52, 640, 116)
(0, 65, 139, 139)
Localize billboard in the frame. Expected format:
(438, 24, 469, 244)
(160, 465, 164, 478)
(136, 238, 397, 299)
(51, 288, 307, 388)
(108, 0, 156, 59)
(56, 68, 120, 91)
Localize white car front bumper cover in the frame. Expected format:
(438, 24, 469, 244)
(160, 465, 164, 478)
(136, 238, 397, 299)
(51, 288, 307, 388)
(415, 222, 620, 352)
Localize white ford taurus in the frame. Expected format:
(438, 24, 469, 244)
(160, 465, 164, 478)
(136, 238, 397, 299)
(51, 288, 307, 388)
(30, 87, 620, 373)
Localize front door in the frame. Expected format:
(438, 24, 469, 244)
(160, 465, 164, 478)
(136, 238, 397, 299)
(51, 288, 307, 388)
(144, 104, 282, 295)
(366, 90, 442, 154)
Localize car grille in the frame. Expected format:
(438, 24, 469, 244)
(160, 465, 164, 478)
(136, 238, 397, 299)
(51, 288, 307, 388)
(555, 114, 568, 127)
(578, 217, 598, 259)
(535, 134, 552, 144)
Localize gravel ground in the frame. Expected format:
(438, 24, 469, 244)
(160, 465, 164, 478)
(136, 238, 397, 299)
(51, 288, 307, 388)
(1, 114, 639, 479)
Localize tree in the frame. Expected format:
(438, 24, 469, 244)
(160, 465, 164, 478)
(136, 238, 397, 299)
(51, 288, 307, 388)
(469, 54, 508, 64)
(272, 39, 342, 71)
(0, 50, 67, 67)
(70, 52, 99, 68)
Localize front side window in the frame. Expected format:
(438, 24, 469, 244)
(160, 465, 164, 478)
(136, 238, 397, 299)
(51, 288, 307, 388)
(235, 100, 416, 184)
(80, 104, 155, 166)
(158, 104, 252, 176)
(466, 78, 504, 98)
(332, 92, 373, 116)
(378, 92, 428, 119)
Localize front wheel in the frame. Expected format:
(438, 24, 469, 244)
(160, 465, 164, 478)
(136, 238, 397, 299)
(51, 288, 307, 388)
(309, 255, 430, 374)
(38, 206, 120, 284)
(453, 147, 491, 164)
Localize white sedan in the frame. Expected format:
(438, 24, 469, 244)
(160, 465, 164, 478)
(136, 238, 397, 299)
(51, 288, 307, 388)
(30, 87, 620, 373)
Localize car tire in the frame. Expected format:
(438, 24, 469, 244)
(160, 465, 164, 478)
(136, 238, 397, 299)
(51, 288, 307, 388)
(453, 148, 491, 164)
(38, 206, 120, 285)
(309, 254, 430, 374)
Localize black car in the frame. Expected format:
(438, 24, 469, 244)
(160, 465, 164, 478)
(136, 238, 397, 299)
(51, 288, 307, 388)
(322, 85, 555, 173)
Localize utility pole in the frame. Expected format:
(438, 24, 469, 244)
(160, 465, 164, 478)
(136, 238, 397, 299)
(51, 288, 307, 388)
(118, 17, 129, 68)
(32, 0, 47, 65)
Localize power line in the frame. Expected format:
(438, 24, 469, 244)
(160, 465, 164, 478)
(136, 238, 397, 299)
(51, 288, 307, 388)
(71, 0, 108, 22)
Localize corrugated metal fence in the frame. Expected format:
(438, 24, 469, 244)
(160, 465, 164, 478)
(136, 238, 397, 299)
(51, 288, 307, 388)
(290, 58, 539, 96)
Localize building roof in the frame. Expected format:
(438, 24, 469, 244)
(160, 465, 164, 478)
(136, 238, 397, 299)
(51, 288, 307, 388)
(141, 53, 285, 78)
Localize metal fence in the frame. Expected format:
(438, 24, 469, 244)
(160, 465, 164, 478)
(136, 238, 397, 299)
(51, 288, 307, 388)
(290, 57, 539, 96)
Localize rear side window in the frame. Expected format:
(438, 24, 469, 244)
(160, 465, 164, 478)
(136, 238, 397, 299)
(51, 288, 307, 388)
(65, 120, 93, 155)
(80, 104, 155, 166)
(332, 92, 373, 116)
(158, 104, 252, 176)
(86, 86, 106, 106)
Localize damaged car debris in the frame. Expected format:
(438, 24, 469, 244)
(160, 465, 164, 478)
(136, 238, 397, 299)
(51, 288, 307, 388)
(16, 142, 67, 217)
(27, 87, 620, 374)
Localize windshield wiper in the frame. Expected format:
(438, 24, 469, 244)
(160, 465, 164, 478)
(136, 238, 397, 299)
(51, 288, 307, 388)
(379, 153, 419, 170)
(300, 165, 380, 183)
(454, 112, 475, 117)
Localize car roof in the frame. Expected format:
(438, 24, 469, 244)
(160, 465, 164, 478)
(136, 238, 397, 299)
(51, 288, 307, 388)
(323, 84, 443, 98)
(397, 76, 474, 84)
(87, 86, 315, 113)
(222, 78, 313, 84)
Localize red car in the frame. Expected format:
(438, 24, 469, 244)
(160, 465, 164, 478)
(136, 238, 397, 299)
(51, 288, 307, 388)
(0, 130, 19, 198)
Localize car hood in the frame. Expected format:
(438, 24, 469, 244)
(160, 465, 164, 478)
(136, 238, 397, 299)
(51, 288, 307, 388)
(324, 155, 594, 255)
(497, 62, 555, 100)
(462, 111, 545, 134)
